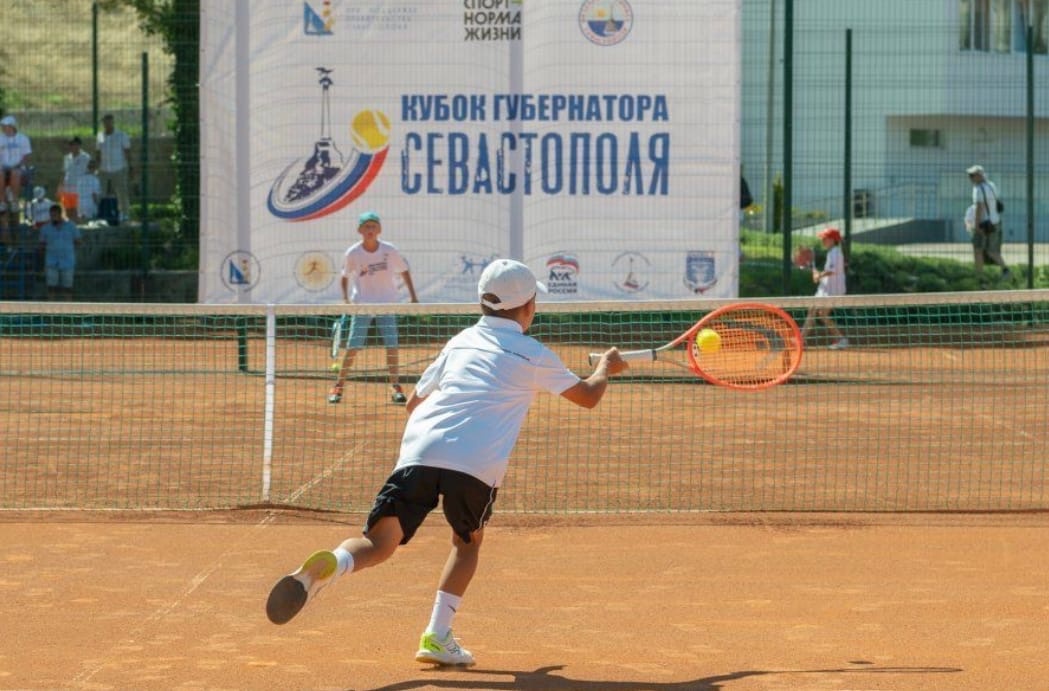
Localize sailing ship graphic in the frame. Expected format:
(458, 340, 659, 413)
(267, 67, 390, 222)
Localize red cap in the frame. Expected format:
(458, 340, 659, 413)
(818, 227, 842, 243)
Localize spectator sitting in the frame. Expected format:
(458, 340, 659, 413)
(27, 186, 55, 228)
(0, 115, 32, 215)
(76, 160, 102, 222)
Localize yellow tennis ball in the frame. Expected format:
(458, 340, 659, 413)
(350, 109, 391, 152)
(696, 328, 721, 354)
(330, 362, 341, 372)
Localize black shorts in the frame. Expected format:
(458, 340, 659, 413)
(364, 465, 497, 545)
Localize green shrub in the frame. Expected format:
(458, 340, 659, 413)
(738, 230, 1045, 297)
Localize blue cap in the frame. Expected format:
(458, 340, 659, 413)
(358, 211, 381, 226)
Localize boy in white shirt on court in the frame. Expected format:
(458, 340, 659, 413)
(328, 210, 419, 405)
(268, 259, 627, 667)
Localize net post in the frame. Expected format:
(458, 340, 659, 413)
(261, 304, 276, 503)
(236, 317, 249, 372)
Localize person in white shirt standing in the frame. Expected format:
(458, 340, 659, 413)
(96, 114, 131, 222)
(328, 211, 419, 405)
(801, 227, 848, 349)
(266, 258, 627, 667)
(60, 136, 92, 222)
(966, 164, 1010, 281)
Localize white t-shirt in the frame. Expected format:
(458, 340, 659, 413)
(971, 181, 1001, 225)
(63, 151, 92, 188)
(0, 132, 31, 168)
(816, 245, 846, 297)
(341, 240, 410, 303)
(96, 129, 131, 172)
(76, 174, 102, 218)
(397, 315, 582, 487)
(28, 197, 55, 225)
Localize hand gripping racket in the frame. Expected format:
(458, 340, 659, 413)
(330, 314, 348, 359)
(588, 302, 804, 391)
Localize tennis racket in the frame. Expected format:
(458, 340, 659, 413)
(588, 302, 804, 391)
(793, 246, 815, 271)
(330, 315, 347, 359)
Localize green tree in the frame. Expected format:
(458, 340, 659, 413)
(103, 0, 199, 244)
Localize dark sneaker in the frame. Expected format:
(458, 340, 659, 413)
(391, 385, 407, 405)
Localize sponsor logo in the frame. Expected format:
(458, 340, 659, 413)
(346, 4, 418, 32)
(443, 252, 498, 296)
(267, 67, 389, 222)
(304, 1, 335, 36)
(463, 0, 522, 42)
(546, 253, 579, 295)
(612, 251, 649, 294)
(460, 253, 496, 276)
(222, 251, 261, 292)
(684, 251, 718, 294)
(294, 251, 336, 292)
(578, 0, 633, 46)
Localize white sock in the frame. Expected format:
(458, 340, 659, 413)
(426, 590, 462, 638)
(333, 547, 354, 577)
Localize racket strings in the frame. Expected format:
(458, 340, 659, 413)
(689, 310, 802, 388)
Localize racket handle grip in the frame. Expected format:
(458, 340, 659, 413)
(588, 349, 656, 366)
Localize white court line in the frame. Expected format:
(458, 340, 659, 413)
(70, 443, 364, 686)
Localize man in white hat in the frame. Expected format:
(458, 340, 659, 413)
(966, 164, 1010, 280)
(266, 259, 627, 667)
(0, 115, 32, 217)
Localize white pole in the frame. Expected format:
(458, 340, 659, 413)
(261, 304, 276, 502)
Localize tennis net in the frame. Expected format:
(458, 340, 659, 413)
(1, 291, 1047, 513)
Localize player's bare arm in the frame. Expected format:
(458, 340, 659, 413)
(560, 347, 627, 409)
(405, 390, 427, 414)
(402, 270, 419, 303)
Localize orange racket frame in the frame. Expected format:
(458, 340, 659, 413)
(589, 302, 804, 391)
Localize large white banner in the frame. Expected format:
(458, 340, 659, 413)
(199, 0, 740, 304)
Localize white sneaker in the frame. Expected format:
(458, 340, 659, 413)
(828, 338, 849, 350)
(265, 550, 338, 624)
(415, 630, 476, 666)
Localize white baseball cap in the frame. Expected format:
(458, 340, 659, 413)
(966, 164, 985, 176)
(478, 259, 546, 310)
(0, 115, 16, 127)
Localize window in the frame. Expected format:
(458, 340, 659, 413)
(962, 0, 1049, 54)
(909, 129, 943, 148)
(1021, 0, 1049, 53)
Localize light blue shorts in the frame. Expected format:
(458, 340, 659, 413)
(346, 314, 399, 349)
(45, 267, 75, 289)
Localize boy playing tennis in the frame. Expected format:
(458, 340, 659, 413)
(268, 259, 627, 666)
(328, 211, 418, 405)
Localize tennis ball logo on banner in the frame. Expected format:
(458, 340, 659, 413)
(267, 67, 389, 222)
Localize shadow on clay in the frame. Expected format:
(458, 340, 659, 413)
(357, 661, 963, 691)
